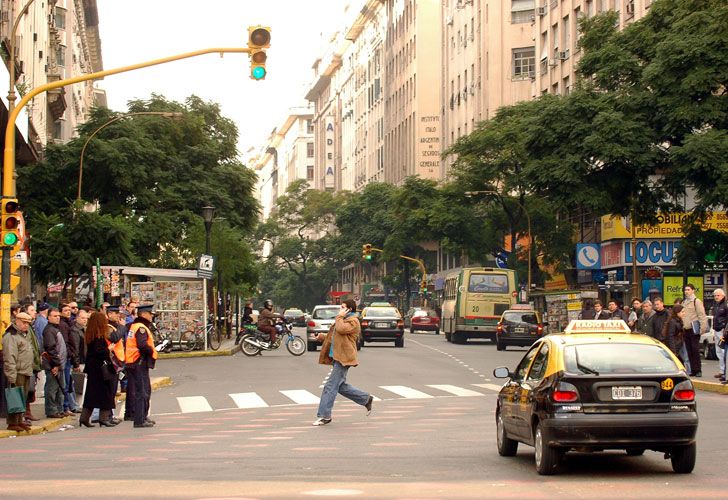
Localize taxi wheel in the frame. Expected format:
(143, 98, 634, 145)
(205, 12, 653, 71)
(670, 443, 696, 473)
(496, 411, 518, 456)
(534, 422, 561, 475)
(445, 332, 452, 342)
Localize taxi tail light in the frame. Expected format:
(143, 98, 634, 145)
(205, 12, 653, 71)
(307, 320, 316, 328)
(496, 323, 503, 334)
(552, 382, 580, 402)
(672, 381, 695, 402)
(537, 324, 543, 334)
(396, 320, 404, 329)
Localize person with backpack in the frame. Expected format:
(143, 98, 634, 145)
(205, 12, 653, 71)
(681, 284, 707, 377)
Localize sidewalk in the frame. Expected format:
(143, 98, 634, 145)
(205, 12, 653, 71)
(0, 376, 172, 439)
(157, 336, 240, 359)
(689, 357, 728, 394)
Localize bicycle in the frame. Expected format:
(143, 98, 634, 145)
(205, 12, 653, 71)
(182, 319, 222, 351)
(152, 323, 197, 352)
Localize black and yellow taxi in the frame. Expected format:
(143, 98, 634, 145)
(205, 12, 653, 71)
(493, 319, 698, 475)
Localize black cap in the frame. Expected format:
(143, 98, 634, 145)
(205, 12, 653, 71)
(137, 304, 154, 313)
(37, 302, 50, 312)
(106, 305, 120, 312)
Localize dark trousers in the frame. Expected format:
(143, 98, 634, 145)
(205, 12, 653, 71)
(127, 365, 150, 425)
(259, 325, 277, 343)
(684, 330, 701, 374)
(6, 374, 29, 426)
(124, 369, 135, 418)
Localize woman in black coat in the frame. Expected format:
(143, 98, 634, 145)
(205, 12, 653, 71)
(80, 312, 118, 427)
(662, 304, 685, 361)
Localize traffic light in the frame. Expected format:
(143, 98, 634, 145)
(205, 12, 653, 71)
(362, 244, 372, 261)
(1, 198, 20, 249)
(247, 26, 271, 80)
(8, 255, 20, 292)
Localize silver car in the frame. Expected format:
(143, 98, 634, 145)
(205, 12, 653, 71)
(306, 305, 340, 351)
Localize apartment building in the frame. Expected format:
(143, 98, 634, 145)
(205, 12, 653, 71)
(534, 0, 651, 95)
(252, 106, 315, 219)
(1, 0, 104, 156)
(441, 0, 535, 174)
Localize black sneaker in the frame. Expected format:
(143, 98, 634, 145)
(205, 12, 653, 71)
(133, 422, 154, 428)
(365, 395, 373, 416)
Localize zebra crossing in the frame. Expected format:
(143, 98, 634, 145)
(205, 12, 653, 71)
(166, 383, 503, 415)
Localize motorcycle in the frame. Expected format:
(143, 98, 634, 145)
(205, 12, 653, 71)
(240, 318, 306, 356)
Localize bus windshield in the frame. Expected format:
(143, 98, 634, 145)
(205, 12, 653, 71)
(468, 274, 509, 294)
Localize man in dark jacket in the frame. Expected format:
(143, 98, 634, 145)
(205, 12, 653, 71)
(42, 309, 67, 418)
(608, 300, 628, 321)
(649, 297, 670, 340)
(108, 305, 132, 420)
(710, 289, 727, 382)
(58, 304, 81, 414)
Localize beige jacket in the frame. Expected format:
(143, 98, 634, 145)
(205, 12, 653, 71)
(2, 325, 34, 382)
(318, 315, 360, 367)
(682, 295, 707, 334)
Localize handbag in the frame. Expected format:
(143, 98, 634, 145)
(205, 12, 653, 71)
(5, 386, 26, 414)
(719, 337, 727, 350)
(100, 360, 116, 381)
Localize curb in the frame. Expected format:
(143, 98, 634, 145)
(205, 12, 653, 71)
(0, 376, 174, 439)
(158, 343, 240, 359)
(692, 379, 728, 394)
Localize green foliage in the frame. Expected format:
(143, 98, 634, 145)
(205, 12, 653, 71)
(18, 94, 259, 293)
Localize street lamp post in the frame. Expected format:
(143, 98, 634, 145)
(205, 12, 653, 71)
(201, 205, 215, 341)
(77, 111, 183, 201)
(465, 190, 532, 297)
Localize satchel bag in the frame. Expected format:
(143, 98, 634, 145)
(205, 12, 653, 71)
(100, 360, 116, 381)
(5, 386, 26, 414)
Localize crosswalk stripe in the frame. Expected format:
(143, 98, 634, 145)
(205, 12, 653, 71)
(280, 390, 320, 405)
(177, 396, 213, 413)
(472, 383, 503, 392)
(229, 392, 269, 409)
(426, 384, 483, 397)
(379, 385, 434, 399)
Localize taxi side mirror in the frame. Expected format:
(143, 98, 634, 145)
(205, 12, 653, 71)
(493, 366, 511, 379)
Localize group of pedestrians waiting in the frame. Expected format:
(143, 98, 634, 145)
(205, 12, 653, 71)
(579, 284, 728, 382)
(1, 299, 158, 432)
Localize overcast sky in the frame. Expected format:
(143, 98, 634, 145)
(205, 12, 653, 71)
(97, 0, 341, 158)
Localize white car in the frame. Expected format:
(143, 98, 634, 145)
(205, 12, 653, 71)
(699, 315, 717, 360)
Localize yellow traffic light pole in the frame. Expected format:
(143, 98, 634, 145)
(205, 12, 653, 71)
(363, 246, 428, 292)
(1, 45, 258, 330)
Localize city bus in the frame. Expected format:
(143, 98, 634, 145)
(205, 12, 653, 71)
(441, 267, 517, 343)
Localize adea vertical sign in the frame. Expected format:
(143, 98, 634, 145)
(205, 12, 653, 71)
(418, 115, 440, 179)
(325, 118, 335, 189)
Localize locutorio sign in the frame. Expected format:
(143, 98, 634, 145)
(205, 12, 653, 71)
(601, 212, 728, 241)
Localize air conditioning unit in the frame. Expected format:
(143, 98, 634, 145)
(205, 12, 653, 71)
(537, 6, 547, 16)
(446, 15, 454, 25)
(549, 59, 558, 67)
(557, 50, 569, 60)
(626, 1, 635, 15)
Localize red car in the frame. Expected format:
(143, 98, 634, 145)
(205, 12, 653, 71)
(406, 308, 440, 334)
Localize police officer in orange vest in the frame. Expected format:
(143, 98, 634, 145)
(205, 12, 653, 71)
(124, 304, 158, 428)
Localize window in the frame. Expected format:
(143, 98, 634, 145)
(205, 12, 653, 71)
(512, 47, 535, 78)
(527, 344, 549, 381)
(306, 142, 314, 158)
(56, 45, 66, 66)
(54, 7, 66, 29)
(306, 119, 314, 134)
(306, 165, 314, 180)
(563, 15, 570, 52)
(511, 0, 535, 24)
(467, 274, 509, 293)
(515, 344, 541, 381)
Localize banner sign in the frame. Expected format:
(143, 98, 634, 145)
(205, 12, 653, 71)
(601, 212, 728, 241)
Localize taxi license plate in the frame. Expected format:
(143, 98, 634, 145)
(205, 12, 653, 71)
(612, 386, 642, 400)
(513, 327, 526, 333)
(374, 322, 389, 328)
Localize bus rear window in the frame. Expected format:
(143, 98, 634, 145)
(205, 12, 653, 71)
(468, 274, 509, 293)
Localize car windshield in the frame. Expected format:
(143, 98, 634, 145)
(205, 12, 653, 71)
(503, 312, 538, 324)
(285, 309, 303, 316)
(563, 343, 680, 375)
(468, 274, 509, 293)
(313, 308, 339, 319)
(413, 310, 430, 317)
(365, 307, 400, 318)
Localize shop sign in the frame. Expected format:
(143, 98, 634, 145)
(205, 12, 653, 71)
(600, 241, 623, 268)
(624, 240, 680, 266)
(663, 276, 704, 304)
(601, 212, 728, 241)
(644, 266, 663, 279)
(324, 118, 335, 189)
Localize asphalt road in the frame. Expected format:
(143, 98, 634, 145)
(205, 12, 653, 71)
(1, 330, 726, 498)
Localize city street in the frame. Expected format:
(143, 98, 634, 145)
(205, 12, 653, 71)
(1, 330, 726, 498)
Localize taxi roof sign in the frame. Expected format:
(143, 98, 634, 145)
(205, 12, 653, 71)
(564, 319, 631, 334)
(509, 304, 535, 311)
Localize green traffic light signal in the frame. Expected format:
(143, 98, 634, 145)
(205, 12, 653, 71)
(3, 232, 17, 246)
(252, 66, 266, 80)
(364, 254, 372, 261)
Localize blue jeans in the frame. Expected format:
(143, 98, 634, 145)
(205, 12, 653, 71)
(316, 361, 370, 419)
(713, 330, 725, 376)
(679, 343, 691, 375)
(63, 361, 80, 410)
(44, 369, 65, 417)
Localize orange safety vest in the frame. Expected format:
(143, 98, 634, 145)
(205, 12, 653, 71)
(106, 338, 126, 363)
(125, 322, 158, 364)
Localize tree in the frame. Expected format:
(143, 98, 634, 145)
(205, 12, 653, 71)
(258, 180, 348, 310)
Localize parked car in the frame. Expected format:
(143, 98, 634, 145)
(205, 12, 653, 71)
(699, 315, 717, 360)
(361, 306, 405, 347)
(496, 308, 544, 351)
(283, 308, 307, 327)
(404, 308, 440, 334)
(493, 319, 698, 475)
(306, 305, 362, 351)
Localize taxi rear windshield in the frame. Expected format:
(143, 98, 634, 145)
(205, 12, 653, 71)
(468, 274, 509, 293)
(563, 344, 679, 375)
(313, 308, 338, 319)
(503, 312, 538, 324)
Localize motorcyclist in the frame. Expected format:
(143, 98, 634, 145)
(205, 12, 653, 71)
(242, 301, 254, 324)
(257, 299, 281, 346)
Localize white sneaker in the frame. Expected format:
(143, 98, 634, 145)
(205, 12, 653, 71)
(312, 417, 332, 426)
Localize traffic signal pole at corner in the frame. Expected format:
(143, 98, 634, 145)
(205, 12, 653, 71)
(361, 244, 428, 295)
(1, 29, 271, 329)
